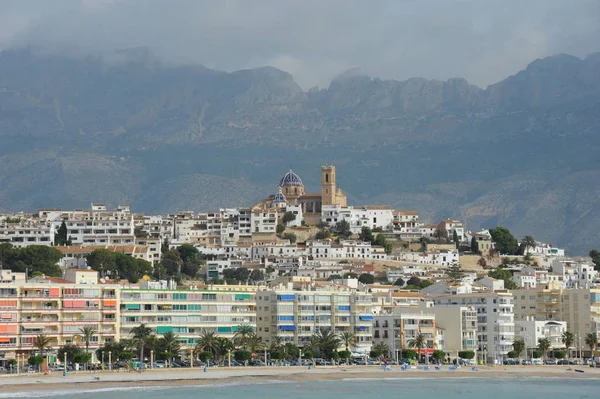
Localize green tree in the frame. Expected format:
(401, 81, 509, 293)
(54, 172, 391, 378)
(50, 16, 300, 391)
(161, 249, 184, 276)
(407, 333, 427, 362)
(359, 227, 374, 243)
(561, 331, 574, 359)
(585, 333, 598, 354)
(401, 349, 417, 360)
(338, 332, 356, 351)
(488, 268, 518, 289)
(552, 350, 566, 359)
(54, 220, 70, 246)
(0, 244, 63, 277)
(372, 342, 389, 358)
(74, 353, 91, 365)
(343, 272, 358, 279)
(406, 276, 422, 287)
(519, 235, 537, 255)
(537, 337, 551, 360)
(507, 350, 518, 359)
(79, 325, 97, 354)
(58, 344, 83, 363)
(244, 333, 265, 353)
(157, 331, 181, 365)
(311, 327, 341, 359)
(393, 278, 405, 287)
(446, 264, 465, 282)
(282, 211, 296, 224)
(452, 230, 460, 247)
(196, 330, 220, 360)
(432, 350, 446, 363)
(234, 324, 254, 349)
(334, 220, 351, 239)
(86, 249, 117, 278)
(512, 339, 525, 358)
(28, 355, 44, 369)
(130, 323, 155, 364)
(315, 230, 331, 240)
(176, 244, 204, 277)
(283, 233, 297, 243)
(458, 350, 475, 360)
(489, 226, 519, 255)
(589, 250, 600, 271)
(33, 334, 52, 371)
(470, 237, 479, 254)
(198, 351, 213, 362)
(276, 223, 286, 235)
(532, 350, 542, 359)
(249, 268, 265, 282)
(358, 273, 375, 284)
(234, 350, 252, 363)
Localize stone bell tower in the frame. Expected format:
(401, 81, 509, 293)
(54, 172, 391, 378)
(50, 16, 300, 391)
(321, 165, 336, 206)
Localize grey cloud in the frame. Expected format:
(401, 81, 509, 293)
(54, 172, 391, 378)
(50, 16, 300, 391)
(0, 0, 598, 89)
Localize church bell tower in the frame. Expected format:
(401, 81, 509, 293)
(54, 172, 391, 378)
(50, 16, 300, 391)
(321, 165, 336, 206)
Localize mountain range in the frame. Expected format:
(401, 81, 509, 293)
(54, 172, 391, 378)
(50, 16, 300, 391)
(0, 48, 599, 255)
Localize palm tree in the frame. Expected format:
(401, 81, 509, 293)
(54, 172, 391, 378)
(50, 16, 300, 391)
(338, 332, 356, 352)
(195, 330, 220, 360)
(585, 333, 598, 356)
(373, 342, 389, 359)
(537, 337, 551, 361)
(130, 323, 155, 364)
(312, 327, 341, 359)
(79, 325, 97, 354)
(214, 337, 235, 366)
(407, 332, 427, 363)
(512, 339, 526, 359)
(270, 336, 284, 351)
(244, 333, 265, 353)
(520, 235, 536, 254)
(561, 331, 574, 359)
(158, 331, 181, 367)
(233, 324, 254, 350)
(33, 334, 52, 371)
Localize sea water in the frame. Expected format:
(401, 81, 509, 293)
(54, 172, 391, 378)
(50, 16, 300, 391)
(3, 378, 599, 399)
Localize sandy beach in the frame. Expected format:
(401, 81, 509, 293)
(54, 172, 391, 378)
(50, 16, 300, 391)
(1, 365, 599, 394)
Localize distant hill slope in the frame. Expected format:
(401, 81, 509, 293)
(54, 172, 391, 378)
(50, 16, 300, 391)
(0, 48, 599, 254)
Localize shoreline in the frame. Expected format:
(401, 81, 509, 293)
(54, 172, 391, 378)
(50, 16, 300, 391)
(1, 365, 599, 394)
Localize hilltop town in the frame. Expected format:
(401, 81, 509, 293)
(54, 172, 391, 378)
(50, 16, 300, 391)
(0, 165, 599, 370)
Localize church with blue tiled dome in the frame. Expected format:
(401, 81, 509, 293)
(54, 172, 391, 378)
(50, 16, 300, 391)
(279, 170, 305, 196)
(254, 166, 347, 224)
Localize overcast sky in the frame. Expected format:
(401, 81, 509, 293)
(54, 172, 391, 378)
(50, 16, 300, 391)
(0, 0, 598, 89)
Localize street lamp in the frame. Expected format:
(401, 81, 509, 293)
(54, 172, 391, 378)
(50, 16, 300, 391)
(190, 350, 193, 369)
(228, 349, 231, 367)
(299, 349, 303, 366)
(108, 351, 112, 371)
(150, 350, 154, 369)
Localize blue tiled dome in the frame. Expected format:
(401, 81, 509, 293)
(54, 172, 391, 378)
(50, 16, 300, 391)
(279, 170, 304, 187)
(272, 188, 287, 203)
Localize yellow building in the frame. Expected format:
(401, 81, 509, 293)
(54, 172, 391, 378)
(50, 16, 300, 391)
(0, 274, 120, 363)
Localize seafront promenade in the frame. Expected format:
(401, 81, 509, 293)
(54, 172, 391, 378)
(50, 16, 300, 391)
(1, 365, 599, 394)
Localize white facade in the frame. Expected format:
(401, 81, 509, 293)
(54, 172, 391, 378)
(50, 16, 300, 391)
(551, 259, 598, 289)
(284, 205, 303, 227)
(206, 259, 245, 280)
(0, 221, 55, 247)
(515, 318, 567, 351)
(430, 292, 515, 364)
(251, 209, 278, 233)
(321, 205, 394, 233)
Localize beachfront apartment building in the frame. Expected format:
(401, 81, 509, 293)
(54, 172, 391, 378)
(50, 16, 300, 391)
(429, 292, 514, 365)
(0, 272, 120, 362)
(432, 306, 478, 359)
(512, 284, 600, 356)
(119, 285, 257, 350)
(0, 221, 55, 247)
(256, 289, 375, 353)
(515, 317, 567, 353)
(372, 305, 438, 362)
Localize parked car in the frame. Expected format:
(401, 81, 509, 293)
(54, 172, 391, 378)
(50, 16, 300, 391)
(544, 359, 558, 365)
(557, 359, 569, 365)
(154, 360, 166, 368)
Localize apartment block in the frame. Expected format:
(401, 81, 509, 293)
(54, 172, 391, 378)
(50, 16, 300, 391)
(373, 305, 438, 361)
(0, 273, 120, 361)
(256, 289, 375, 353)
(119, 286, 257, 349)
(432, 305, 478, 358)
(430, 292, 514, 364)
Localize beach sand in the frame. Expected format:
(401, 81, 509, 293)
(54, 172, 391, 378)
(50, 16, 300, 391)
(1, 365, 599, 394)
